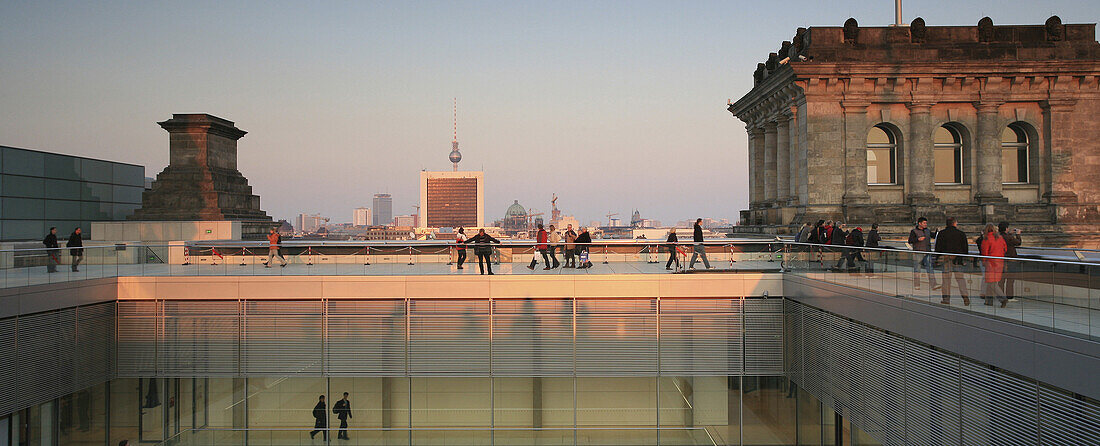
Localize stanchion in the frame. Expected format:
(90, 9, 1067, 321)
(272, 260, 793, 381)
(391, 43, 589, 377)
(239, 247, 249, 266)
(407, 246, 415, 265)
(602, 244, 609, 264)
(182, 246, 191, 266)
(210, 247, 224, 265)
(675, 245, 687, 273)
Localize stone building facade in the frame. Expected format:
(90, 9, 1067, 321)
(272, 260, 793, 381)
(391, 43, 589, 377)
(729, 17, 1100, 246)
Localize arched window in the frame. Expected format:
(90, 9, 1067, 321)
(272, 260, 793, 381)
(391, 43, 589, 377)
(867, 125, 897, 184)
(934, 126, 963, 184)
(1002, 125, 1029, 183)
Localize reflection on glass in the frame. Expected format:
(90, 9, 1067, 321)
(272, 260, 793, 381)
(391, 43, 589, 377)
(867, 126, 897, 185)
(742, 375, 797, 445)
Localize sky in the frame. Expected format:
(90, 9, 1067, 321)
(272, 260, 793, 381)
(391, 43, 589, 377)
(2, 1, 1097, 226)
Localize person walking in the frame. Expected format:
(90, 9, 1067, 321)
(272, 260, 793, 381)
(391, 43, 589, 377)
(665, 228, 680, 270)
(454, 228, 468, 269)
(467, 229, 501, 275)
(574, 227, 593, 268)
(528, 224, 551, 270)
(547, 225, 561, 268)
(831, 222, 849, 270)
(979, 224, 1009, 307)
(908, 217, 940, 291)
(67, 227, 84, 272)
(934, 217, 970, 306)
(43, 227, 60, 273)
(689, 218, 712, 269)
(332, 392, 352, 440)
(563, 224, 577, 268)
(794, 222, 812, 243)
(265, 227, 287, 268)
(808, 220, 824, 266)
(842, 226, 866, 272)
(310, 395, 328, 440)
(864, 223, 881, 273)
(998, 222, 1022, 300)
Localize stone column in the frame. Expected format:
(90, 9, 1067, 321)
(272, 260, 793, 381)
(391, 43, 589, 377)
(975, 102, 1006, 203)
(747, 127, 761, 208)
(907, 102, 936, 204)
(763, 122, 779, 205)
(787, 106, 801, 205)
(775, 115, 791, 206)
(1041, 99, 1079, 204)
(842, 102, 871, 205)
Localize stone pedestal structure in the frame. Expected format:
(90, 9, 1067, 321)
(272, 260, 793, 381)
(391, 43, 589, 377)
(130, 114, 273, 239)
(729, 17, 1100, 247)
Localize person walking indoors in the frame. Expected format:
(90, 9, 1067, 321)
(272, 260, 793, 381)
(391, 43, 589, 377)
(563, 224, 577, 268)
(689, 218, 712, 269)
(998, 222, 1022, 300)
(528, 224, 551, 270)
(454, 227, 468, 269)
(67, 227, 83, 272)
(934, 217, 970, 306)
(547, 225, 561, 268)
(309, 395, 328, 440)
(574, 227, 593, 269)
(468, 228, 501, 275)
(979, 224, 1009, 307)
(332, 392, 352, 440)
(908, 217, 940, 291)
(665, 228, 680, 270)
(265, 227, 288, 268)
(794, 222, 812, 243)
(43, 227, 60, 273)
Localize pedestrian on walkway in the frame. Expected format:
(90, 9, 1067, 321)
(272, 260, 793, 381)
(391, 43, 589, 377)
(43, 227, 60, 273)
(841, 226, 866, 272)
(455, 228, 467, 269)
(908, 217, 940, 291)
(265, 227, 287, 268)
(563, 224, 577, 268)
(689, 218, 712, 269)
(934, 217, 970, 306)
(547, 225, 561, 268)
(575, 227, 593, 268)
(831, 222, 849, 270)
(528, 224, 551, 270)
(808, 220, 824, 266)
(864, 223, 881, 273)
(309, 395, 328, 440)
(67, 227, 83, 272)
(998, 222, 1022, 300)
(333, 392, 352, 440)
(665, 228, 680, 270)
(979, 224, 1009, 307)
(468, 229, 501, 275)
(794, 222, 813, 243)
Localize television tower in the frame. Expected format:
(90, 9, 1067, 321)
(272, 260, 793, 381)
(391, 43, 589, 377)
(448, 98, 462, 171)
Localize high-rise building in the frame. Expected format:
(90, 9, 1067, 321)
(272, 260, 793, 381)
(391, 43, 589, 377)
(419, 171, 484, 229)
(393, 214, 416, 227)
(296, 213, 327, 234)
(353, 207, 372, 227)
(372, 194, 392, 226)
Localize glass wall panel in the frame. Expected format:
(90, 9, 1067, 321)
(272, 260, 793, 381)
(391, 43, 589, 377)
(741, 376, 797, 445)
(659, 376, 738, 446)
(44, 200, 81, 220)
(80, 182, 112, 202)
(110, 378, 140, 446)
(797, 384, 822, 446)
(2, 148, 45, 176)
(112, 163, 145, 187)
(58, 382, 108, 446)
(494, 377, 571, 428)
(247, 377, 327, 428)
(112, 185, 144, 204)
(44, 179, 82, 200)
(2, 175, 45, 198)
(205, 378, 241, 428)
(852, 423, 883, 446)
(44, 154, 81, 180)
(80, 201, 111, 220)
(411, 377, 490, 428)
(328, 376, 411, 432)
(2, 219, 44, 241)
(139, 378, 165, 442)
(80, 159, 113, 184)
(3, 197, 44, 219)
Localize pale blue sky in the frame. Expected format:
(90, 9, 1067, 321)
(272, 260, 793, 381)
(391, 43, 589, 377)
(2, 1, 1096, 225)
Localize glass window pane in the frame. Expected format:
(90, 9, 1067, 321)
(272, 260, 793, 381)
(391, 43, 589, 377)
(3, 175, 45, 198)
(934, 127, 956, 144)
(2, 148, 45, 176)
(112, 185, 144, 204)
(45, 178, 82, 200)
(82, 182, 113, 202)
(1002, 127, 1025, 144)
(113, 163, 145, 187)
(81, 159, 113, 183)
(81, 201, 113, 220)
(867, 148, 894, 184)
(1, 219, 44, 240)
(1003, 148, 1023, 183)
(934, 148, 959, 183)
(46, 199, 82, 220)
(412, 377, 490, 427)
(44, 153, 82, 180)
(867, 127, 891, 144)
(3, 197, 45, 219)
(742, 375, 797, 445)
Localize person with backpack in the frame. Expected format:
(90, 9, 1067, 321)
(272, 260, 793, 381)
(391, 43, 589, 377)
(908, 217, 939, 291)
(527, 224, 551, 270)
(934, 217, 970, 306)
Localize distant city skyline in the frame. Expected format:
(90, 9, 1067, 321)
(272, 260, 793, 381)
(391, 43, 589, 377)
(2, 1, 1097, 225)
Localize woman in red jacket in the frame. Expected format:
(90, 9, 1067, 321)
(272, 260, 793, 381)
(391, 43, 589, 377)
(979, 224, 1008, 307)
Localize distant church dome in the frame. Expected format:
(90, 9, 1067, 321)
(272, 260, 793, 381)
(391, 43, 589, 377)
(505, 200, 527, 217)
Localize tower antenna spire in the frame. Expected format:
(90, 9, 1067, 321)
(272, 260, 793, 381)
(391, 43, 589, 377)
(449, 97, 462, 171)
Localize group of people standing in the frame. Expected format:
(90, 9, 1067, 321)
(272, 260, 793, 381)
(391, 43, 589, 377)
(41, 226, 84, 273)
(452, 224, 596, 275)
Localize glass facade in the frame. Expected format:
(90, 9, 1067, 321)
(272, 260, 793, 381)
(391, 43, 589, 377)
(424, 177, 477, 228)
(0, 146, 144, 241)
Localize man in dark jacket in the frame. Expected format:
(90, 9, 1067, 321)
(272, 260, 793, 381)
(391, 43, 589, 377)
(998, 222, 1022, 299)
(689, 219, 712, 269)
(831, 222, 849, 270)
(864, 223, 882, 273)
(574, 228, 593, 268)
(908, 217, 940, 291)
(309, 395, 327, 440)
(333, 392, 352, 440)
(841, 226, 866, 272)
(664, 229, 680, 270)
(467, 229, 501, 275)
(934, 217, 970, 305)
(67, 227, 83, 272)
(43, 227, 60, 273)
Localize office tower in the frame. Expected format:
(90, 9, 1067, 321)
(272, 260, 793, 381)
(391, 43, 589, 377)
(419, 171, 484, 229)
(373, 194, 392, 226)
(353, 207, 372, 227)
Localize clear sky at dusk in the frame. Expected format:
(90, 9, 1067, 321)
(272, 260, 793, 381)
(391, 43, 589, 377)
(2, 1, 1097, 225)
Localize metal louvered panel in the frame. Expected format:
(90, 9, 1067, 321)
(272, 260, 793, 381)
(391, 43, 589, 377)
(904, 344, 961, 446)
(743, 299, 783, 375)
(17, 310, 75, 409)
(117, 300, 158, 376)
(243, 300, 322, 375)
(0, 317, 17, 416)
(326, 300, 406, 376)
(409, 299, 489, 375)
(160, 300, 239, 376)
(858, 326, 906, 446)
(960, 361, 1039, 446)
(492, 299, 574, 376)
(800, 308, 828, 399)
(659, 298, 740, 375)
(75, 302, 115, 387)
(1039, 385, 1100, 444)
(575, 299, 656, 376)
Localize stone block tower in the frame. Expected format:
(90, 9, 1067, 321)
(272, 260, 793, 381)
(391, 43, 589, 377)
(130, 114, 273, 237)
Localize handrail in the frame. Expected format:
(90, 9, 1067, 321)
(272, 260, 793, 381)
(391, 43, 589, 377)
(783, 241, 1100, 267)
